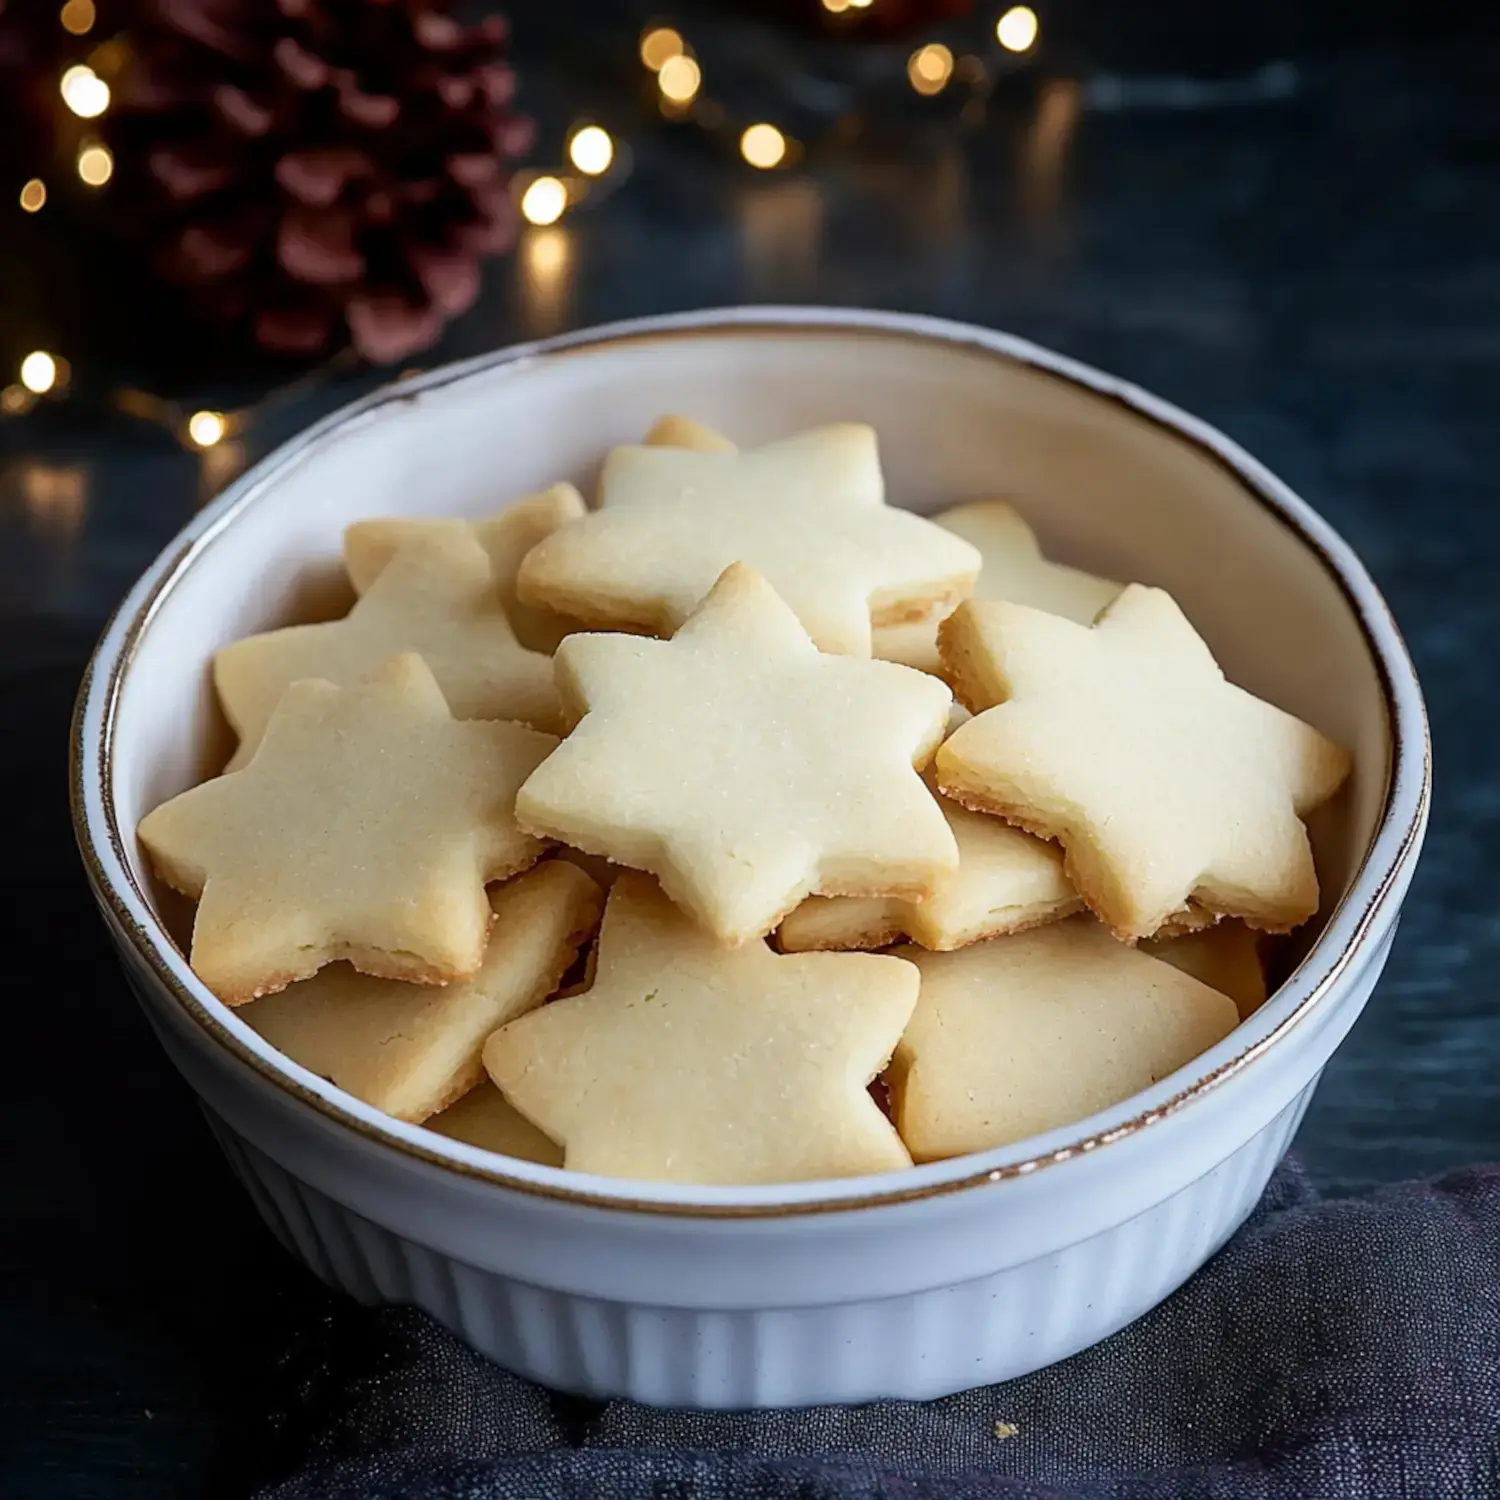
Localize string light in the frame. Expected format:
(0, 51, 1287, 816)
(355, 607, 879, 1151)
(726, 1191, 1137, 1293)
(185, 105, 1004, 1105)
(60, 63, 110, 118)
(59, 0, 96, 34)
(77, 140, 113, 186)
(568, 125, 614, 176)
(639, 27, 684, 70)
(656, 54, 701, 105)
(20, 352, 58, 395)
(19, 179, 46, 213)
(520, 175, 567, 226)
(908, 43, 954, 95)
(996, 5, 1039, 52)
(187, 410, 227, 448)
(740, 123, 787, 170)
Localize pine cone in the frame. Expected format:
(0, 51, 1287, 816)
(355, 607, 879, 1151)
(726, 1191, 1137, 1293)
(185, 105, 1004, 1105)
(110, 0, 534, 364)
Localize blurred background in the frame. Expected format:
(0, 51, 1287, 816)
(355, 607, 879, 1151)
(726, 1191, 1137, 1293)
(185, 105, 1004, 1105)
(3, 0, 1498, 1492)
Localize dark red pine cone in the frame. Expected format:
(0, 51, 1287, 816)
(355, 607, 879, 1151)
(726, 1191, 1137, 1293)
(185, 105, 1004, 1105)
(110, 0, 534, 364)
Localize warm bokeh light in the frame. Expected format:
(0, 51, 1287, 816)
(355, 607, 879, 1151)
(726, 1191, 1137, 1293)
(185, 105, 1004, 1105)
(520, 175, 567, 226)
(740, 122, 787, 169)
(60, 63, 110, 118)
(908, 42, 954, 95)
(60, 0, 96, 34)
(187, 410, 227, 448)
(77, 141, 113, 186)
(639, 26, 684, 70)
(996, 5, 1039, 52)
(0, 385, 31, 414)
(821, 0, 851, 10)
(568, 125, 614, 176)
(847, 0, 874, 8)
(20, 352, 58, 395)
(656, 53, 701, 104)
(19, 178, 46, 212)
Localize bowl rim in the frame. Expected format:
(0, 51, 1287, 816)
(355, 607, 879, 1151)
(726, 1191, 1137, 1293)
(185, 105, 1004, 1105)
(71, 305, 1431, 1219)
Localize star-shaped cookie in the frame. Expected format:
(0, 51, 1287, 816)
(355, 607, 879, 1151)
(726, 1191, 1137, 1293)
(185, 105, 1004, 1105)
(516, 563, 959, 945)
(1143, 920, 1267, 1020)
(889, 918, 1240, 1161)
(216, 527, 560, 768)
(137, 653, 558, 1003)
(483, 874, 917, 1184)
(777, 766, 1081, 953)
(515, 423, 981, 655)
(343, 482, 587, 653)
(936, 585, 1352, 940)
(426, 1081, 564, 1166)
(873, 500, 1121, 676)
(241, 861, 602, 1122)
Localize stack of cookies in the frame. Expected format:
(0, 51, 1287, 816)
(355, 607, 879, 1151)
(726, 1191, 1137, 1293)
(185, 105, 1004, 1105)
(137, 416, 1351, 1186)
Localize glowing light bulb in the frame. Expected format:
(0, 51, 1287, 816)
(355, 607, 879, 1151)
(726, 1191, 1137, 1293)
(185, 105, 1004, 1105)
(568, 125, 614, 176)
(996, 5, 1039, 52)
(20, 352, 58, 395)
(656, 54, 701, 104)
(77, 141, 113, 186)
(520, 175, 567, 227)
(19, 179, 46, 212)
(639, 27, 684, 70)
(60, 0, 96, 34)
(740, 122, 787, 170)
(60, 63, 109, 117)
(908, 42, 954, 95)
(188, 410, 226, 448)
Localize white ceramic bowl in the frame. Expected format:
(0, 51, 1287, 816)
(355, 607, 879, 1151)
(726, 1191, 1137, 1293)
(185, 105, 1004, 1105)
(73, 308, 1430, 1408)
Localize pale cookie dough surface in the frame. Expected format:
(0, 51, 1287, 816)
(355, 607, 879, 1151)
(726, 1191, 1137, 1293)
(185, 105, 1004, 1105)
(873, 500, 1121, 676)
(890, 917, 1240, 1161)
(137, 653, 557, 1003)
(1144, 920, 1268, 1020)
(777, 767, 1081, 953)
(515, 423, 980, 656)
(425, 1081, 564, 1167)
(216, 529, 560, 769)
(936, 585, 1352, 940)
(343, 483, 588, 653)
(516, 563, 958, 946)
(241, 862, 602, 1123)
(642, 413, 737, 453)
(484, 874, 917, 1184)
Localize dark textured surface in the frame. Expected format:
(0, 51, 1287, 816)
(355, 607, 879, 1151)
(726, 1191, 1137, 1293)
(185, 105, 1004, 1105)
(2, 19, 1499, 1499)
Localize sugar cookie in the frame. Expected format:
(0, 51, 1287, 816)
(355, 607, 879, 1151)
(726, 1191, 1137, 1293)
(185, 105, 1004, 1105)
(1144, 920, 1267, 1020)
(516, 424, 981, 655)
(516, 563, 958, 945)
(217, 528, 560, 768)
(241, 862, 601, 1122)
(426, 1081, 564, 1166)
(343, 482, 587, 652)
(138, 653, 557, 1002)
(889, 918, 1240, 1161)
(777, 767, 1080, 953)
(936, 585, 1352, 940)
(642, 414, 737, 453)
(873, 501, 1121, 676)
(484, 874, 916, 1184)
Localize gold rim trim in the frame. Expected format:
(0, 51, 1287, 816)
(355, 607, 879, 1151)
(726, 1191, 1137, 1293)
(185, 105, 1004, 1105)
(70, 310, 1431, 1219)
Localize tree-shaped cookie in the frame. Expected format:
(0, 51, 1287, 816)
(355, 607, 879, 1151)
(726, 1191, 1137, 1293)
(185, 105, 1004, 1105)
(873, 500, 1121, 677)
(516, 564, 959, 945)
(484, 875, 917, 1184)
(137, 653, 557, 1003)
(890, 918, 1240, 1161)
(343, 482, 587, 653)
(936, 585, 1352, 940)
(777, 766, 1081, 953)
(241, 861, 602, 1122)
(515, 424, 981, 655)
(216, 527, 559, 768)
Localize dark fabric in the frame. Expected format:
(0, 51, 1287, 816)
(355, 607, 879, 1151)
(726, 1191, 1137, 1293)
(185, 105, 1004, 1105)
(256, 1157, 1500, 1499)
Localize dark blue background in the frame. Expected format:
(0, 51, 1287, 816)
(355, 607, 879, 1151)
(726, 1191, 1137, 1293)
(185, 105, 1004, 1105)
(2, 5, 1498, 1494)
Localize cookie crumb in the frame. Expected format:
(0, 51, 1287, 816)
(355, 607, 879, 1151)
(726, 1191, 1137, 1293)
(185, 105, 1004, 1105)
(993, 1419, 1019, 1440)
